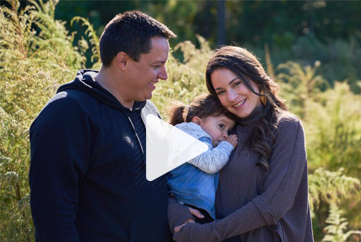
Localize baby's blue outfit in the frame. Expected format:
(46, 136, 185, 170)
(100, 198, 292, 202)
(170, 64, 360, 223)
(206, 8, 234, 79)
(167, 122, 234, 219)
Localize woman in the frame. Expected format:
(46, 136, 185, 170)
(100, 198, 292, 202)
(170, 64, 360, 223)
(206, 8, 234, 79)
(168, 46, 314, 242)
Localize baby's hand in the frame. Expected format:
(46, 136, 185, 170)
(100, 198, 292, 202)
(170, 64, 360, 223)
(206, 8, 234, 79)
(226, 134, 238, 148)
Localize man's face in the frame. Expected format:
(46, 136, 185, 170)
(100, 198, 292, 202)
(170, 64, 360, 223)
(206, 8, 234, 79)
(125, 37, 170, 101)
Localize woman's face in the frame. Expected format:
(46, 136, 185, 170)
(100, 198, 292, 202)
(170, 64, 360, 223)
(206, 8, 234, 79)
(211, 67, 262, 118)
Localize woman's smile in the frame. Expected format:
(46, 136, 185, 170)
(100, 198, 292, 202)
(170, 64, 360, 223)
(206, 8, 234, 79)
(232, 99, 246, 109)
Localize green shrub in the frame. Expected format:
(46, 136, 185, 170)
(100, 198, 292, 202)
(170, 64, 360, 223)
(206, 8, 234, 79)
(0, 0, 86, 240)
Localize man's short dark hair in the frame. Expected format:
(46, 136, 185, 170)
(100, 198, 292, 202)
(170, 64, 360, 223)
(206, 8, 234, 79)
(99, 11, 176, 67)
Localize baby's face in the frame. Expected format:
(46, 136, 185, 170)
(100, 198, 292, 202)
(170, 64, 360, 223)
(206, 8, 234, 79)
(199, 115, 235, 147)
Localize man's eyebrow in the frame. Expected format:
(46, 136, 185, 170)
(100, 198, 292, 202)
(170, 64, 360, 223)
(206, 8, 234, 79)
(151, 60, 166, 65)
(214, 77, 241, 90)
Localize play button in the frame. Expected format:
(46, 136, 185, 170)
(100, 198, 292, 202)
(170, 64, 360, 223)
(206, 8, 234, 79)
(146, 114, 208, 181)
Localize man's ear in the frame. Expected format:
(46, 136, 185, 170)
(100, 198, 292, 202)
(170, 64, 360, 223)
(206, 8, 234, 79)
(115, 52, 129, 70)
(191, 116, 202, 125)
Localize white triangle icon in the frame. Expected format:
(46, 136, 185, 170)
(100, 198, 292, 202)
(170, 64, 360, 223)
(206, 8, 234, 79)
(146, 114, 209, 181)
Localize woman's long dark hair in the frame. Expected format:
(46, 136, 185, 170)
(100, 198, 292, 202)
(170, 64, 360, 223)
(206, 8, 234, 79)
(169, 94, 236, 126)
(205, 46, 287, 171)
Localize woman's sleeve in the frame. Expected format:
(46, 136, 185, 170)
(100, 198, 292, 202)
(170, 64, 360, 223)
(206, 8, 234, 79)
(173, 116, 308, 242)
(187, 138, 234, 174)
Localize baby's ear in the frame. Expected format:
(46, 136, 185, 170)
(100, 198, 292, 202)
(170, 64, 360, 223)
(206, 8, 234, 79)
(191, 116, 202, 125)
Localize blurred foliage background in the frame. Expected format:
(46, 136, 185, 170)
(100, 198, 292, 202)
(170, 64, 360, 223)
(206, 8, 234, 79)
(0, 0, 360, 241)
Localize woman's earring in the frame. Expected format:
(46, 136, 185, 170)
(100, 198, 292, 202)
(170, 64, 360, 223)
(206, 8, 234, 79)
(260, 90, 267, 106)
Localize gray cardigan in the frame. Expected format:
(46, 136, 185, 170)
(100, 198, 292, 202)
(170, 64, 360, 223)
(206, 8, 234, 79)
(168, 105, 314, 242)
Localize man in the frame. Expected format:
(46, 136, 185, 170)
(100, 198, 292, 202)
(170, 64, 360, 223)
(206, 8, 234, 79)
(29, 11, 176, 242)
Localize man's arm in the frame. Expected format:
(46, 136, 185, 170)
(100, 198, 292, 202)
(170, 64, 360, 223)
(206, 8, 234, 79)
(29, 94, 91, 242)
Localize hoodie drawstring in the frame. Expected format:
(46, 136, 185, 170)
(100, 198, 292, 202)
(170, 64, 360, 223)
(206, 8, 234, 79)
(127, 116, 145, 155)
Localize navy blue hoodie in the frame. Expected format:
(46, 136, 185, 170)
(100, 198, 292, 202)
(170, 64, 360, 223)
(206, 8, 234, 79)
(29, 70, 172, 242)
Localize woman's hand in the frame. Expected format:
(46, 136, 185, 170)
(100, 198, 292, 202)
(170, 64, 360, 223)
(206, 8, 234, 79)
(173, 221, 219, 242)
(174, 218, 194, 233)
(189, 206, 205, 219)
(168, 196, 204, 233)
(173, 207, 205, 233)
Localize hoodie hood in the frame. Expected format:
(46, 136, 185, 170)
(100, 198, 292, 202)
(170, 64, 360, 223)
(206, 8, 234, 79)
(57, 69, 146, 112)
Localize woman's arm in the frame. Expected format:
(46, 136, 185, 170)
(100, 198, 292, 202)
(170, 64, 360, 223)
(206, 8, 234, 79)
(174, 116, 309, 241)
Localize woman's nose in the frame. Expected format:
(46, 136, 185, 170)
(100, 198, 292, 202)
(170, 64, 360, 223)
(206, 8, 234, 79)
(227, 90, 238, 102)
